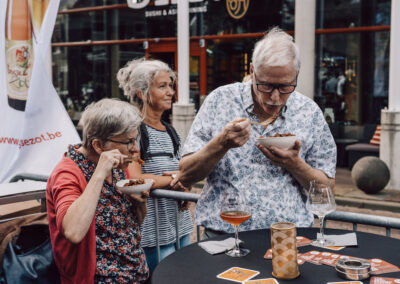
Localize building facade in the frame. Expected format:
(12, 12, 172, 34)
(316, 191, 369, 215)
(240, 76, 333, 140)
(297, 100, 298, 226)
(52, 0, 391, 126)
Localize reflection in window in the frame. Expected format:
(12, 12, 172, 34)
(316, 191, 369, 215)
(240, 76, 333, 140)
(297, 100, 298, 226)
(205, 0, 294, 35)
(372, 31, 390, 122)
(315, 0, 391, 125)
(206, 38, 257, 94)
(317, 0, 390, 29)
(315, 33, 360, 123)
(52, 44, 145, 123)
(315, 30, 390, 125)
(190, 56, 200, 110)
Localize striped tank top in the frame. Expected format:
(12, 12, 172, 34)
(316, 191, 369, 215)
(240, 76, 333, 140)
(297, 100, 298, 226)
(140, 124, 193, 247)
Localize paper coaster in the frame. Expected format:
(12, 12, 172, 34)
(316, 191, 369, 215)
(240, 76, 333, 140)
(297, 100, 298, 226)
(217, 267, 260, 283)
(370, 276, 400, 284)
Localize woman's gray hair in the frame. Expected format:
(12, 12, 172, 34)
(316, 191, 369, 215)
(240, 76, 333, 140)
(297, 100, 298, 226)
(252, 26, 301, 74)
(81, 98, 142, 153)
(116, 58, 176, 111)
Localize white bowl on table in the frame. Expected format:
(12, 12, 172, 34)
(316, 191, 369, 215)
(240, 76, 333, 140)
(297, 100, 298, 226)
(257, 135, 297, 150)
(116, 179, 154, 195)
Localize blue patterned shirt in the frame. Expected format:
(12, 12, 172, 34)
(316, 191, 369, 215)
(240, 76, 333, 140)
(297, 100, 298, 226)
(182, 81, 337, 232)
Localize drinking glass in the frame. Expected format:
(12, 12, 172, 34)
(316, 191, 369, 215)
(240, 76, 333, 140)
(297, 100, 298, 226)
(220, 189, 251, 257)
(306, 180, 336, 247)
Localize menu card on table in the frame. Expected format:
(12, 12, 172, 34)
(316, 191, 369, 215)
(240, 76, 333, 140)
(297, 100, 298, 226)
(243, 279, 279, 284)
(369, 259, 400, 275)
(326, 281, 363, 284)
(370, 277, 400, 283)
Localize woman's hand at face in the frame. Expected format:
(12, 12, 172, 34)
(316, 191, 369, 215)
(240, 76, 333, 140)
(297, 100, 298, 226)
(96, 149, 128, 178)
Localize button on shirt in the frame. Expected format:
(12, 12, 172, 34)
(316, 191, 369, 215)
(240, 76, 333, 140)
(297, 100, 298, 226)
(182, 81, 337, 233)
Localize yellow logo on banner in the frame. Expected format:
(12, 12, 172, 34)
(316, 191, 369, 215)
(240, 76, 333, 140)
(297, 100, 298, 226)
(226, 0, 250, 19)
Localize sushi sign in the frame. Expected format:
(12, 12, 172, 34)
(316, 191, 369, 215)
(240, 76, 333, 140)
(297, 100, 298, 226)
(127, 0, 250, 19)
(127, 0, 208, 9)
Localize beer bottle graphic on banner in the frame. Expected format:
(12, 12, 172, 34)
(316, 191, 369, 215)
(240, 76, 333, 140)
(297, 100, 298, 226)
(5, 0, 34, 111)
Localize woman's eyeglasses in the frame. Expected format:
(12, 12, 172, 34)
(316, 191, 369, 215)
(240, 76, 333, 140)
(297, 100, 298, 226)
(107, 136, 140, 147)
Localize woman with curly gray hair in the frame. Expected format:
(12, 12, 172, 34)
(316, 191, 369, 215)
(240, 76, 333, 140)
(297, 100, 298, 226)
(117, 58, 193, 273)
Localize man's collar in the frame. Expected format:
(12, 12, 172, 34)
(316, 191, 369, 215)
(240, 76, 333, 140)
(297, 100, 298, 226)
(282, 91, 296, 117)
(280, 104, 288, 117)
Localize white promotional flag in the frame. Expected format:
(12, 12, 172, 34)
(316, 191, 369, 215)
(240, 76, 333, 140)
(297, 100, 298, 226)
(0, 0, 81, 182)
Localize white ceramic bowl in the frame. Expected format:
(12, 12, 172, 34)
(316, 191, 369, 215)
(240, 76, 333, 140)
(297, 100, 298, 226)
(257, 135, 297, 150)
(116, 179, 154, 195)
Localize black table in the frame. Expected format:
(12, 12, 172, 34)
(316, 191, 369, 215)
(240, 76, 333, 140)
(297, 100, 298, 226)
(151, 228, 400, 283)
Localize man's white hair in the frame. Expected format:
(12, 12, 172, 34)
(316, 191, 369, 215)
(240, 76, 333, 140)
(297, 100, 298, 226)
(252, 26, 301, 74)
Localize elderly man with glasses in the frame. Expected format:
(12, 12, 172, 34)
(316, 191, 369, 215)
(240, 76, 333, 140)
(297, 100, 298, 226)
(174, 27, 337, 238)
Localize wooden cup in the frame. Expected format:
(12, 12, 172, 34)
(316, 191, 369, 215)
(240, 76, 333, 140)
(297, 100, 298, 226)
(270, 222, 300, 279)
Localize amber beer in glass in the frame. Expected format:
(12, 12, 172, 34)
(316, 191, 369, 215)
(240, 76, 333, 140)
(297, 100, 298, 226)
(5, 0, 33, 111)
(220, 211, 251, 226)
(220, 189, 251, 257)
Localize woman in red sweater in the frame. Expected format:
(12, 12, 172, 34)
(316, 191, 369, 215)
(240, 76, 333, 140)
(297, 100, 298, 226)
(46, 98, 149, 283)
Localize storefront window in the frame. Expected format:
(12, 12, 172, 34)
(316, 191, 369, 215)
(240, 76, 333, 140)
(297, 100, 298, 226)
(53, 0, 391, 125)
(315, 33, 360, 123)
(54, 9, 146, 43)
(55, 0, 295, 42)
(206, 38, 256, 93)
(203, 0, 294, 92)
(52, 44, 144, 122)
(52, 0, 296, 115)
(371, 31, 390, 122)
(315, 0, 390, 124)
(317, 0, 390, 29)
(204, 0, 294, 35)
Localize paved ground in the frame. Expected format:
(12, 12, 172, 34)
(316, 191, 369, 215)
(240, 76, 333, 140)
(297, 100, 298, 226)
(335, 167, 400, 215)
(331, 167, 400, 239)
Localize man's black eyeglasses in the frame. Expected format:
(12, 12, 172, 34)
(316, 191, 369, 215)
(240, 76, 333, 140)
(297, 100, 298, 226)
(254, 72, 297, 94)
(107, 136, 140, 147)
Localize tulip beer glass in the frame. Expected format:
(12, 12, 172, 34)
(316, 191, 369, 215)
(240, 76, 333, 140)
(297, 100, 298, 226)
(220, 189, 251, 257)
(306, 180, 336, 247)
